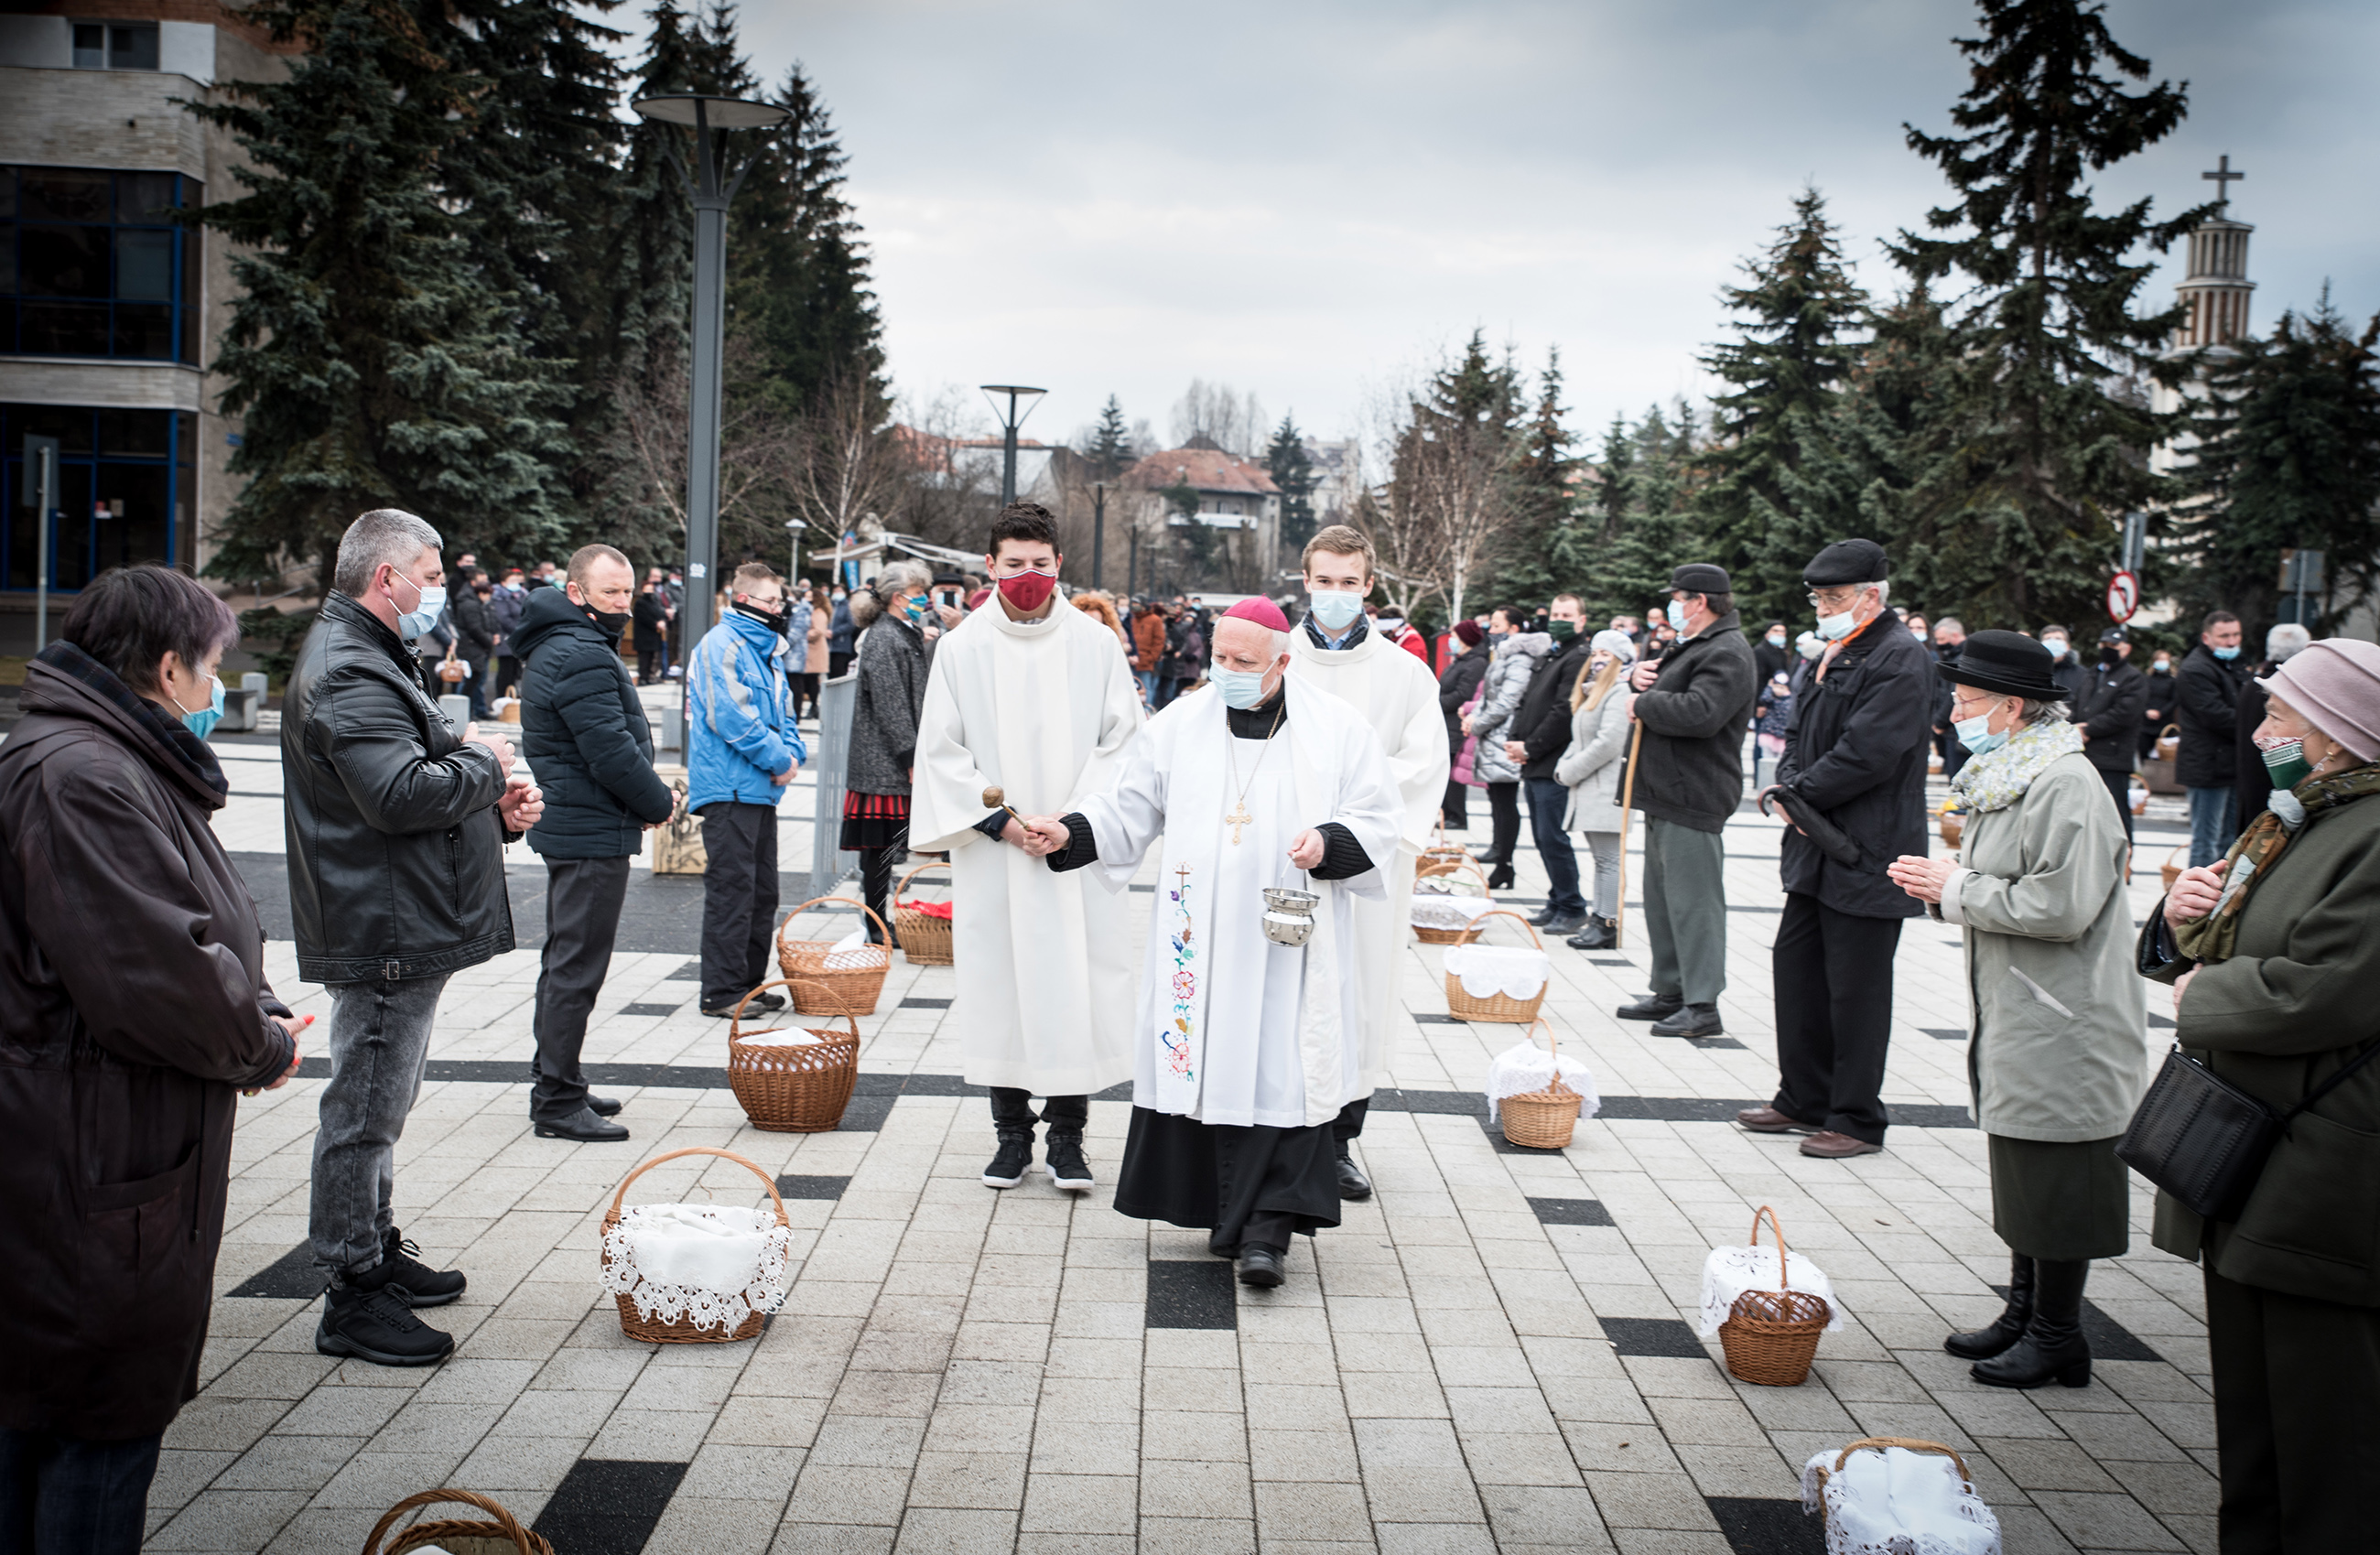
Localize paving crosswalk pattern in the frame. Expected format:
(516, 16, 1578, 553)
(87, 693, 2216, 1553)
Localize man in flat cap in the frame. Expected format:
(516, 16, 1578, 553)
(1738, 538, 1931, 1158)
(1614, 563, 1758, 1037)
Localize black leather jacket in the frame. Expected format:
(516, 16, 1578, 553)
(281, 592, 517, 983)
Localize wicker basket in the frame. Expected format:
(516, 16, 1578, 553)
(774, 896, 892, 1016)
(1413, 856, 1494, 945)
(1444, 908, 1549, 1024)
(601, 1147, 790, 1344)
(892, 862, 955, 966)
(1498, 1018, 1584, 1150)
(363, 1489, 552, 1555)
(1420, 818, 1471, 873)
(1716, 1206, 1832, 1387)
(2159, 844, 2185, 891)
(728, 978, 860, 1132)
(1939, 807, 1964, 850)
(1808, 1438, 1976, 1537)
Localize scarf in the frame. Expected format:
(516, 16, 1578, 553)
(2173, 762, 2380, 963)
(34, 640, 230, 805)
(1947, 717, 2082, 814)
(1303, 611, 1370, 653)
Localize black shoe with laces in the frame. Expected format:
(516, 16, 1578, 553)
(983, 1132, 1033, 1189)
(377, 1226, 467, 1307)
(1044, 1133, 1095, 1192)
(1236, 1246, 1286, 1287)
(316, 1281, 454, 1366)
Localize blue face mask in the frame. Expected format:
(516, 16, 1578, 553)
(1955, 710, 2008, 755)
(2212, 644, 2240, 661)
(1666, 601, 1691, 632)
(390, 572, 446, 640)
(1307, 589, 1365, 631)
(177, 675, 225, 740)
(1211, 665, 1271, 709)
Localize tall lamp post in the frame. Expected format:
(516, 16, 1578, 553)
(979, 384, 1046, 506)
(633, 92, 791, 662)
(1091, 481, 1106, 591)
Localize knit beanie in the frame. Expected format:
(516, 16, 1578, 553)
(1590, 629, 1638, 661)
(2263, 638, 2380, 761)
(1453, 620, 1485, 648)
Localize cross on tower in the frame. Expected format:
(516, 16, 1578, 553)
(2202, 154, 2245, 214)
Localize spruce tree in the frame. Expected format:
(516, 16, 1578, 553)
(1694, 188, 1869, 622)
(1488, 350, 1591, 610)
(2175, 295, 2380, 632)
(190, 0, 576, 589)
(1263, 415, 1319, 552)
(1087, 395, 1135, 481)
(1886, 0, 2202, 629)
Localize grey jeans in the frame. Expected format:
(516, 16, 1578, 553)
(1580, 829, 1622, 919)
(308, 972, 449, 1279)
(1641, 815, 1727, 1004)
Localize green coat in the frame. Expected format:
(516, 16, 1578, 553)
(2144, 784, 2380, 1307)
(1937, 753, 2147, 1140)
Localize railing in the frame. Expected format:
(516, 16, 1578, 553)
(810, 670, 856, 899)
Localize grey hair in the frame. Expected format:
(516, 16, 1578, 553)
(2267, 622, 2312, 663)
(2016, 697, 2067, 727)
(1935, 615, 1963, 634)
(1869, 579, 1891, 606)
(876, 558, 934, 597)
(333, 508, 442, 597)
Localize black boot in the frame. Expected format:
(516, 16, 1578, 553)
(1044, 1132, 1094, 1192)
(1485, 861, 1516, 891)
(984, 1086, 1038, 1189)
(1973, 1258, 2092, 1388)
(1945, 1255, 2034, 1360)
(1564, 915, 1617, 951)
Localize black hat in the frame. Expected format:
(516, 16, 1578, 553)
(1803, 538, 1888, 587)
(1669, 562, 1731, 595)
(1940, 629, 2071, 700)
(2098, 625, 2128, 644)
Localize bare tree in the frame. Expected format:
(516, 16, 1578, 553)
(1169, 379, 1268, 457)
(788, 373, 905, 564)
(599, 332, 803, 568)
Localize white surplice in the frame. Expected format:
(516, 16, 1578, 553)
(908, 603, 1145, 1095)
(1076, 678, 1403, 1128)
(1287, 628, 1449, 1090)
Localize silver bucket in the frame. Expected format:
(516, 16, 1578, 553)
(1260, 887, 1320, 947)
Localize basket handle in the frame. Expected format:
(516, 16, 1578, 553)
(730, 978, 861, 1046)
(1747, 1204, 1793, 1291)
(1461, 907, 1544, 949)
(894, 861, 945, 902)
(1420, 855, 1492, 896)
(362, 1489, 538, 1555)
(605, 1146, 790, 1230)
(1524, 1015, 1576, 1095)
(1831, 1437, 1972, 1485)
(776, 894, 893, 952)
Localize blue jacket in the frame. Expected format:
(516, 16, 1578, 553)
(687, 609, 806, 811)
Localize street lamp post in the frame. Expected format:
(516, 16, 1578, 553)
(1091, 481, 1105, 591)
(979, 384, 1046, 507)
(633, 92, 791, 662)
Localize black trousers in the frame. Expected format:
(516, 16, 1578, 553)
(0, 1426, 160, 1555)
(1771, 891, 1903, 1144)
(2096, 764, 2136, 848)
(2204, 1265, 2380, 1551)
(859, 848, 896, 945)
(989, 1087, 1088, 1138)
(698, 801, 780, 1010)
(1484, 781, 1520, 861)
(1333, 1096, 1368, 1144)
(1442, 776, 1468, 829)
(531, 856, 631, 1121)
(637, 647, 663, 684)
(496, 653, 522, 698)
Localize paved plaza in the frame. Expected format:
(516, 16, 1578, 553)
(133, 702, 2212, 1555)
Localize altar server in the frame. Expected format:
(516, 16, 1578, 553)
(910, 503, 1146, 1193)
(1029, 598, 1402, 1288)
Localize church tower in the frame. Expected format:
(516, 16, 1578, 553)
(2149, 155, 2253, 474)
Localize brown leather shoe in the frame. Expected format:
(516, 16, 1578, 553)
(1800, 1130, 1883, 1158)
(1736, 1107, 1818, 1135)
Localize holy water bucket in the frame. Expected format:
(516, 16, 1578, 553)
(1261, 887, 1320, 947)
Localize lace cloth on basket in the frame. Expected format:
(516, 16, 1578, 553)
(600, 1204, 792, 1333)
(1800, 1444, 2001, 1554)
(820, 927, 887, 971)
(1411, 893, 1497, 931)
(1483, 1040, 1599, 1123)
(1699, 1244, 1845, 1336)
(1443, 944, 1549, 1000)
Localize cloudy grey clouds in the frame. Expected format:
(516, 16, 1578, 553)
(711, 0, 2380, 449)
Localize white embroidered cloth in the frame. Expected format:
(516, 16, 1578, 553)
(1443, 943, 1549, 1000)
(1411, 892, 1497, 931)
(1801, 1443, 2001, 1554)
(821, 927, 886, 971)
(1483, 1039, 1599, 1123)
(1698, 1243, 1845, 1336)
(600, 1204, 792, 1334)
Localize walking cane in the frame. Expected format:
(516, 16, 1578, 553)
(1613, 720, 1645, 949)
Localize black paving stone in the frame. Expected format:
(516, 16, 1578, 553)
(1527, 1197, 1616, 1226)
(533, 1459, 687, 1554)
(1146, 1258, 1237, 1330)
(899, 997, 953, 1009)
(1600, 1315, 1708, 1358)
(1709, 1496, 1824, 1553)
(774, 1174, 850, 1201)
(225, 1244, 325, 1301)
(619, 1002, 681, 1017)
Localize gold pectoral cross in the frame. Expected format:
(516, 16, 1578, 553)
(1224, 799, 1251, 846)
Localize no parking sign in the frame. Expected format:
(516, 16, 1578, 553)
(2105, 570, 2140, 623)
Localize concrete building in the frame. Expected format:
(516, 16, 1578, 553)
(0, 4, 295, 645)
(1120, 439, 1282, 594)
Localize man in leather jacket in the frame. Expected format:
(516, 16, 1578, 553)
(283, 509, 545, 1368)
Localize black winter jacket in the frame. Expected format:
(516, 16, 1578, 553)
(2071, 657, 2147, 774)
(1775, 614, 1930, 916)
(1515, 634, 1593, 781)
(1628, 612, 1759, 832)
(452, 589, 498, 661)
(517, 587, 675, 859)
(281, 592, 517, 983)
(847, 613, 932, 797)
(2234, 677, 2275, 826)
(1437, 638, 1491, 752)
(2176, 643, 2252, 788)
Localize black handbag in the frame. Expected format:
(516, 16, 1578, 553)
(2117, 1041, 2380, 1222)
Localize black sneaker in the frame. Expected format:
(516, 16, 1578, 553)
(378, 1226, 467, 1307)
(1044, 1134, 1095, 1192)
(982, 1133, 1033, 1189)
(316, 1283, 454, 1366)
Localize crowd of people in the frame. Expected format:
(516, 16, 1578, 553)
(1, 502, 2374, 1548)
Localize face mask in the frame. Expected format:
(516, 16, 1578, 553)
(1664, 602, 1690, 632)
(1546, 620, 1576, 642)
(2212, 644, 2240, 661)
(2152, 660, 2170, 675)
(998, 567, 1058, 613)
(734, 599, 787, 633)
(903, 596, 929, 624)
(1815, 610, 1855, 642)
(2040, 639, 2068, 659)
(1211, 664, 1271, 709)
(1766, 632, 1785, 647)
(2257, 736, 2313, 790)
(390, 573, 445, 639)
(590, 608, 633, 637)
(174, 674, 225, 740)
(1910, 628, 1928, 642)
(1307, 589, 1365, 630)
(1955, 710, 2008, 756)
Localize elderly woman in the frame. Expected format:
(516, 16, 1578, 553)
(1555, 629, 1636, 949)
(842, 559, 937, 943)
(1466, 606, 1549, 890)
(2140, 638, 2380, 1549)
(0, 566, 305, 1544)
(1886, 631, 2146, 1389)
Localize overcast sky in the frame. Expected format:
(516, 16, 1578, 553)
(688, 0, 2380, 455)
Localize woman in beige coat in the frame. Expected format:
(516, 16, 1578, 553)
(798, 584, 830, 718)
(1554, 630, 1635, 948)
(1888, 632, 2147, 1390)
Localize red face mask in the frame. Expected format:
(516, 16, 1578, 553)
(997, 567, 1058, 613)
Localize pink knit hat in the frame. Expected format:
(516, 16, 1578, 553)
(2263, 638, 2380, 761)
